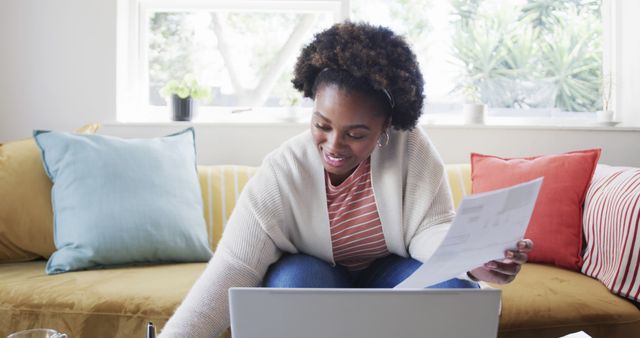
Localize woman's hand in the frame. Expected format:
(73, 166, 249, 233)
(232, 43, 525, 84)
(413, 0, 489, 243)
(468, 239, 533, 284)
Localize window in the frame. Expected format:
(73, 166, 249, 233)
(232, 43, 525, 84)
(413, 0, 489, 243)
(119, 0, 345, 122)
(119, 0, 608, 124)
(351, 0, 604, 121)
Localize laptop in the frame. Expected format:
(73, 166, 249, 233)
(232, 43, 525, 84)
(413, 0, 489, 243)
(229, 287, 501, 338)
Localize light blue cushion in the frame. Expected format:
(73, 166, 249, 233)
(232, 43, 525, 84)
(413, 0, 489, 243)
(34, 127, 212, 274)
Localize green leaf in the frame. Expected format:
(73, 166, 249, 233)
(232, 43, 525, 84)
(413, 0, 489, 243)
(176, 87, 190, 99)
(159, 75, 211, 101)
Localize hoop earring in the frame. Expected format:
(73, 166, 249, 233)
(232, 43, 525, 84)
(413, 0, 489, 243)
(377, 130, 390, 147)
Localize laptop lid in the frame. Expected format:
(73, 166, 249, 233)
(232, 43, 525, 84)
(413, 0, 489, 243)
(229, 288, 501, 338)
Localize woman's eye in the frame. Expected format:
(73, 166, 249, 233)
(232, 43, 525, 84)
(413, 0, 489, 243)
(314, 123, 329, 130)
(348, 134, 365, 140)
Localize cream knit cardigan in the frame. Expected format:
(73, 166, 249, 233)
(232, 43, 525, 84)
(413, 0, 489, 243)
(159, 127, 456, 337)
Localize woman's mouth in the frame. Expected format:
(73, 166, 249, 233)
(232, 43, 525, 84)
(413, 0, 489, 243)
(324, 151, 349, 168)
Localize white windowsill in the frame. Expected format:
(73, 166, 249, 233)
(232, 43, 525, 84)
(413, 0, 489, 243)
(111, 109, 640, 131)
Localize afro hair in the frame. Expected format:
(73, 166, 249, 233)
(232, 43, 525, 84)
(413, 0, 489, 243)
(291, 21, 425, 130)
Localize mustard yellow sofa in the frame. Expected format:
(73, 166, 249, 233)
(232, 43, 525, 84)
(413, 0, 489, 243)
(1, 164, 639, 338)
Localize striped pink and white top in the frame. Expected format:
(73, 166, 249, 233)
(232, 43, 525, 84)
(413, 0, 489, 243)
(326, 158, 390, 271)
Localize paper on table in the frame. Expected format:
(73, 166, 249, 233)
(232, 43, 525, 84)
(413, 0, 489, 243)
(560, 332, 593, 338)
(394, 177, 543, 289)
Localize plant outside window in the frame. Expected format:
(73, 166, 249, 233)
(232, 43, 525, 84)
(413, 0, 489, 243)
(146, 0, 603, 118)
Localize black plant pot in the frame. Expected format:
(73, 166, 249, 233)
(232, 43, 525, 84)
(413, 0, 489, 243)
(171, 94, 195, 121)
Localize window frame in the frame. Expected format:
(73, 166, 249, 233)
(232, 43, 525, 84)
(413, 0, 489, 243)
(118, 0, 348, 122)
(118, 0, 627, 126)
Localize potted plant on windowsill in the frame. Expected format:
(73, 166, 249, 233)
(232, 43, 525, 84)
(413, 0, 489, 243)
(159, 74, 211, 121)
(461, 84, 486, 125)
(595, 72, 617, 126)
(279, 91, 305, 123)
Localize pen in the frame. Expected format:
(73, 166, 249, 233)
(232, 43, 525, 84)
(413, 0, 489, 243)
(147, 321, 156, 338)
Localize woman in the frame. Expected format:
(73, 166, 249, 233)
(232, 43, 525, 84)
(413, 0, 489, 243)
(159, 22, 532, 337)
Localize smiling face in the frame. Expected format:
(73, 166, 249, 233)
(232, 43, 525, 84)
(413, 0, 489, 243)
(311, 84, 389, 185)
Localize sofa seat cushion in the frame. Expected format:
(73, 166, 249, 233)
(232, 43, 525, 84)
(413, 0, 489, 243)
(496, 263, 640, 338)
(0, 260, 228, 338)
(1, 263, 638, 337)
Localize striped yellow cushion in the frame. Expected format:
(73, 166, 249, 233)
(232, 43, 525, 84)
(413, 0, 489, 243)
(197, 165, 258, 250)
(445, 164, 472, 209)
(196, 164, 471, 251)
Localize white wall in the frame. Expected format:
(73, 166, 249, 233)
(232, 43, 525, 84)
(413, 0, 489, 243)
(0, 0, 116, 141)
(99, 122, 640, 167)
(1, 1, 639, 169)
(616, 1, 640, 125)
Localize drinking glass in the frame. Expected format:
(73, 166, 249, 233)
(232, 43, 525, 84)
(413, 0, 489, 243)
(6, 329, 67, 338)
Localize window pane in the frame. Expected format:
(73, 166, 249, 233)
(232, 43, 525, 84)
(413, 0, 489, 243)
(147, 10, 334, 108)
(351, 0, 603, 116)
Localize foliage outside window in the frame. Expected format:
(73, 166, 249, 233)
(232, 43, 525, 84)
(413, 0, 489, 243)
(148, 10, 335, 110)
(144, 0, 603, 120)
(449, 0, 602, 113)
(351, 0, 603, 116)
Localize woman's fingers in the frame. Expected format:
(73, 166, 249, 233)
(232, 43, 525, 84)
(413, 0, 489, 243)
(503, 250, 528, 264)
(484, 260, 521, 276)
(485, 268, 517, 284)
(517, 239, 534, 252)
(470, 239, 533, 284)
(501, 239, 533, 264)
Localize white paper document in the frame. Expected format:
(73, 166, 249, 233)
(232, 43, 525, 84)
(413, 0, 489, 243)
(560, 331, 593, 338)
(394, 177, 543, 289)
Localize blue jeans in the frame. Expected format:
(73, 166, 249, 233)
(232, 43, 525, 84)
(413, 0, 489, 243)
(262, 253, 479, 289)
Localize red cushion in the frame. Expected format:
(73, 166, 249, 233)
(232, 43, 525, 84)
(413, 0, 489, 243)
(471, 149, 601, 270)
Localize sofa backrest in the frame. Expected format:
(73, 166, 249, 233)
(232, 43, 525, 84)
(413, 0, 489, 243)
(444, 164, 472, 209)
(196, 165, 258, 250)
(196, 164, 472, 251)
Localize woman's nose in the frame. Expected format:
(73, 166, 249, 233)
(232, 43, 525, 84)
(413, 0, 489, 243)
(327, 132, 344, 149)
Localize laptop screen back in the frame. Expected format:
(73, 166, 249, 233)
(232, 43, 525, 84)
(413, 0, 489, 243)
(229, 288, 501, 338)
